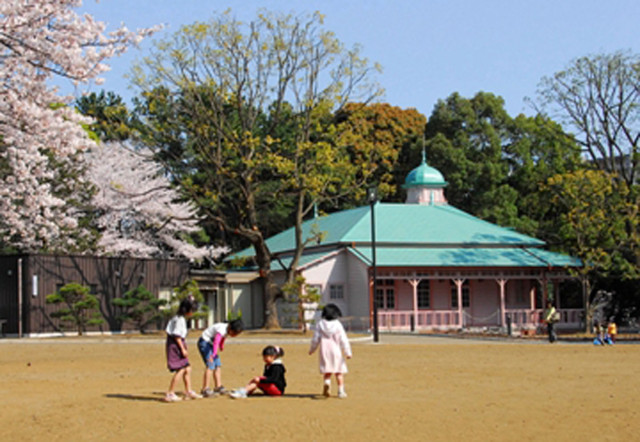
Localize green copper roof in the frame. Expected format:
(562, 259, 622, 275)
(403, 151, 447, 188)
(230, 203, 546, 259)
(347, 246, 581, 267)
(257, 245, 580, 271)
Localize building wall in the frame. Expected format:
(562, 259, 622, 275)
(0, 255, 191, 336)
(505, 279, 534, 309)
(0, 256, 21, 335)
(468, 280, 500, 326)
(226, 281, 264, 329)
(273, 251, 371, 330)
(345, 252, 370, 325)
(431, 280, 451, 309)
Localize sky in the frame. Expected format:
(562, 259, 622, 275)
(66, 0, 640, 118)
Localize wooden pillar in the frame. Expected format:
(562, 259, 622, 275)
(368, 276, 374, 329)
(409, 279, 419, 329)
(454, 279, 464, 328)
(529, 284, 536, 310)
(497, 279, 507, 327)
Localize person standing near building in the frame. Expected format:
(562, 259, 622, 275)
(309, 303, 352, 398)
(607, 319, 618, 343)
(543, 300, 558, 343)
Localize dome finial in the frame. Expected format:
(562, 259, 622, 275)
(421, 147, 427, 164)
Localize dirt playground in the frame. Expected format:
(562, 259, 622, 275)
(0, 333, 638, 441)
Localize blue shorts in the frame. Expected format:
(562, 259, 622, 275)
(198, 337, 222, 370)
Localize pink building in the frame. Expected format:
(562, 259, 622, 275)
(231, 154, 582, 333)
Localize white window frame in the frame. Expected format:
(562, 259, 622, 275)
(329, 284, 344, 300)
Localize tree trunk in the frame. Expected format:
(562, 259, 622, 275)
(263, 276, 281, 329)
(253, 234, 281, 329)
(583, 277, 592, 334)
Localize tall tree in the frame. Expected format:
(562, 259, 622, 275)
(542, 169, 639, 330)
(131, 10, 382, 328)
(333, 103, 427, 205)
(0, 0, 155, 251)
(536, 51, 640, 187)
(424, 92, 582, 237)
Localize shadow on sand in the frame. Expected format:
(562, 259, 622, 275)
(105, 392, 324, 402)
(105, 393, 166, 402)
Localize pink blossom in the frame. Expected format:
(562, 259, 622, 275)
(0, 0, 157, 251)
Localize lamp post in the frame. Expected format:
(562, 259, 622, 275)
(367, 187, 379, 343)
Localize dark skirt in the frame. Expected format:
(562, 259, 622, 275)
(166, 335, 190, 372)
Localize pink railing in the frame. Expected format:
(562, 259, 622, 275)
(505, 309, 543, 328)
(378, 310, 461, 331)
(377, 308, 583, 331)
(504, 308, 583, 328)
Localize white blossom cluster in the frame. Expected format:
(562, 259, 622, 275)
(0, 0, 156, 250)
(86, 142, 228, 262)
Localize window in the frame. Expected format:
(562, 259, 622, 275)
(375, 288, 385, 309)
(417, 280, 430, 309)
(375, 279, 395, 309)
(329, 284, 344, 300)
(158, 287, 174, 310)
(385, 288, 395, 309)
(451, 281, 470, 308)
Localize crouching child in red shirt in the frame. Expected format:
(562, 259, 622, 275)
(229, 345, 286, 398)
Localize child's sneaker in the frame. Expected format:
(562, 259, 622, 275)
(201, 388, 216, 398)
(163, 392, 181, 402)
(322, 383, 331, 398)
(214, 386, 228, 395)
(184, 390, 203, 400)
(337, 391, 348, 399)
(229, 388, 248, 399)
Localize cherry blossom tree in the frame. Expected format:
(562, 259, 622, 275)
(0, 0, 156, 251)
(85, 142, 227, 262)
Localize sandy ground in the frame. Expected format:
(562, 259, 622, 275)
(0, 333, 638, 441)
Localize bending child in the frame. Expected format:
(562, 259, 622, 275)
(309, 303, 352, 399)
(164, 297, 201, 402)
(229, 346, 286, 399)
(197, 319, 244, 397)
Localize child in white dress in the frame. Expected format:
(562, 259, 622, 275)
(309, 303, 352, 398)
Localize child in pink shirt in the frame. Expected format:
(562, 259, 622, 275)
(197, 319, 244, 396)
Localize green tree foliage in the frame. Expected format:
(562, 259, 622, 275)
(536, 51, 640, 187)
(170, 279, 209, 323)
(542, 169, 639, 329)
(46, 283, 104, 335)
(424, 92, 582, 237)
(130, 10, 382, 328)
(75, 91, 136, 142)
(536, 52, 640, 318)
(112, 285, 167, 333)
(332, 103, 427, 205)
(281, 275, 322, 334)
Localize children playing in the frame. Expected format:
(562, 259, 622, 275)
(229, 345, 287, 399)
(197, 319, 244, 397)
(163, 297, 201, 402)
(309, 303, 352, 399)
